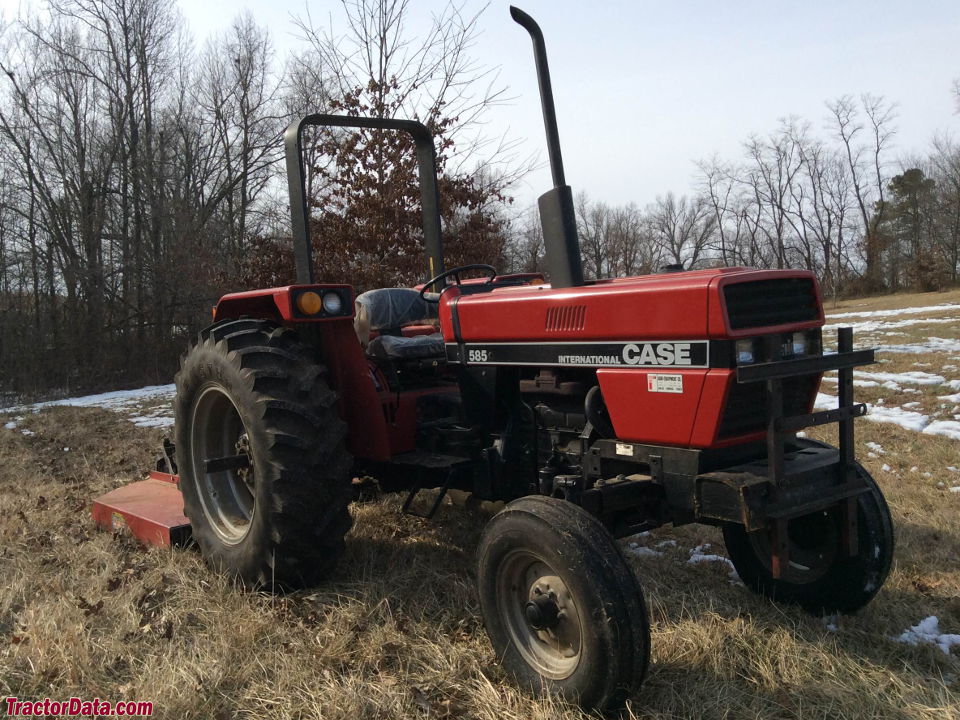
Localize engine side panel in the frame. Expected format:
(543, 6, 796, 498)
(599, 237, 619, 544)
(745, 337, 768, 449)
(597, 368, 707, 446)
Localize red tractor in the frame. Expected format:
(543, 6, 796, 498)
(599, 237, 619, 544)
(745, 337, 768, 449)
(95, 7, 892, 711)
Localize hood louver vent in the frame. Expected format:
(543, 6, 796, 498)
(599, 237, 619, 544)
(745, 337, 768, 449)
(545, 305, 586, 332)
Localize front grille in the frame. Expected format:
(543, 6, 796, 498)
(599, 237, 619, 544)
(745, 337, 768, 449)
(717, 376, 818, 439)
(723, 278, 818, 330)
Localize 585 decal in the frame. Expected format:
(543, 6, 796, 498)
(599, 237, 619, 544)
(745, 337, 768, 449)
(468, 349, 489, 362)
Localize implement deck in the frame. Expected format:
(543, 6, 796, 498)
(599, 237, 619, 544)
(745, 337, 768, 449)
(91, 471, 190, 547)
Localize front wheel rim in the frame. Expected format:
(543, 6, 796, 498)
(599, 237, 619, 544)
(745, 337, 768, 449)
(190, 385, 256, 545)
(495, 549, 582, 680)
(751, 510, 839, 584)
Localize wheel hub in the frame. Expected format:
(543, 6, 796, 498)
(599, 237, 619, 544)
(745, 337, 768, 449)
(190, 385, 257, 545)
(495, 553, 582, 680)
(524, 593, 561, 631)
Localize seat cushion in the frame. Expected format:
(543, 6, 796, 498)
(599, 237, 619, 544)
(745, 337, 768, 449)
(354, 288, 439, 347)
(366, 333, 446, 361)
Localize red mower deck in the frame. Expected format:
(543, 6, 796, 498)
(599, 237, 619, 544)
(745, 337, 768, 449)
(91, 471, 190, 547)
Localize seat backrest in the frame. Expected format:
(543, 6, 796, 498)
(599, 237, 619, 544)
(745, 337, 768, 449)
(354, 288, 439, 347)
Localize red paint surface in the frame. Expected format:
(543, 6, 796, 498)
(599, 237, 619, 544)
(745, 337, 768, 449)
(91, 478, 190, 547)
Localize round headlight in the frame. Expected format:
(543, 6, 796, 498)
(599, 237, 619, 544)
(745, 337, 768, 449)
(296, 291, 323, 315)
(322, 291, 343, 315)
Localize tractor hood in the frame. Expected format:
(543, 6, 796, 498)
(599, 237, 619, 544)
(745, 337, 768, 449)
(439, 267, 824, 344)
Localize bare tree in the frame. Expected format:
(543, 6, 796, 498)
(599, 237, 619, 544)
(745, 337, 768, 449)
(647, 193, 716, 269)
(575, 191, 609, 279)
(827, 94, 897, 291)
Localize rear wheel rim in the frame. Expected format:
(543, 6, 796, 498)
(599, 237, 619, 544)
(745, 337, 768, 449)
(495, 548, 582, 680)
(190, 385, 256, 545)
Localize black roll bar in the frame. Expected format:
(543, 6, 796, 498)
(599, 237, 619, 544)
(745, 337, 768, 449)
(283, 114, 446, 285)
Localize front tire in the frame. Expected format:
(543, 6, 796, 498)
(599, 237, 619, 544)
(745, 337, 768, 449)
(174, 318, 353, 589)
(476, 496, 650, 710)
(723, 465, 893, 614)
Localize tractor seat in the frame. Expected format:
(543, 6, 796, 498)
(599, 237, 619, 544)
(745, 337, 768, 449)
(354, 288, 445, 361)
(366, 333, 446, 361)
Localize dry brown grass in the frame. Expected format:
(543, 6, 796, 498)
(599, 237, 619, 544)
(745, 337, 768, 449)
(1, 290, 959, 719)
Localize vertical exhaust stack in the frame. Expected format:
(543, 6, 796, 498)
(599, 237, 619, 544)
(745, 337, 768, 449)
(511, 6, 584, 289)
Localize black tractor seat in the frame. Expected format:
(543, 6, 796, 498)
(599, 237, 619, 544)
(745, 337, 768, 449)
(354, 288, 445, 361)
(366, 332, 446, 361)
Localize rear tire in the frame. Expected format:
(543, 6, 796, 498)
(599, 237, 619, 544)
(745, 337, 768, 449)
(476, 496, 650, 710)
(723, 465, 893, 614)
(174, 318, 353, 589)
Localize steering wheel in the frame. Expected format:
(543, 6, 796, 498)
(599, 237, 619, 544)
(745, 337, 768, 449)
(419, 264, 498, 302)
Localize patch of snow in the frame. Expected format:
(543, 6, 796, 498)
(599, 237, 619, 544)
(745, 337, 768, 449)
(894, 616, 960, 656)
(21, 429, 34, 437)
(823, 614, 839, 633)
(949, 487, 960, 493)
(814, 392, 838, 410)
(879, 337, 960, 355)
(922, 421, 960, 441)
(820, 376, 879, 388)
(627, 542, 663, 558)
(655, 540, 677, 549)
(130, 415, 175, 429)
(688, 544, 741, 584)
(938, 392, 960, 404)
(881, 464, 892, 472)
(865, 442, 886, 455)
(0, 384, 176, 429)
(855, 370, 945, 386)
(3, 421, 16, 430)
(866, 405, 930, 433)
(826, 302, 959, 320)
(902, 402, 921, 409)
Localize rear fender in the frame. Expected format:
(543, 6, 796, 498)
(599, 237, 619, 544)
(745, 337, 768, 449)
(313, 321, 392, 461)
(214, 285, 355, 324)
(215, 285, 391, 461)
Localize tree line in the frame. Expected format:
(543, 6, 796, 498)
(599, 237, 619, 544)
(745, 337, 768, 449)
(0, 0, 518, 398)
(512, 98, 960, 301)
(0, 0, 957, 399)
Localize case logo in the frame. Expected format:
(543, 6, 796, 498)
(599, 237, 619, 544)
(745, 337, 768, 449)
(622, 342, 692, 366)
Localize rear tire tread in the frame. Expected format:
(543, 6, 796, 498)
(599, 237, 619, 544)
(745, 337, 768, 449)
(175, 318, 353, 589)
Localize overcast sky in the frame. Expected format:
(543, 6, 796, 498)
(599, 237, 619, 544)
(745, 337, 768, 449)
(2, 0, 958, 209)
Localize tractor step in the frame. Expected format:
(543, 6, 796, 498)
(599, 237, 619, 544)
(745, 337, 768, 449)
(91, 471, 191, 547)
(398, 453, 472, 520)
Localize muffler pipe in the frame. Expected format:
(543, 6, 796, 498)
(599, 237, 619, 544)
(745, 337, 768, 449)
(511, 7, 584, 289)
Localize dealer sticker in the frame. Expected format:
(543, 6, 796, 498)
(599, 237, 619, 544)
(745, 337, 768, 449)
(647, 373, 683, 394)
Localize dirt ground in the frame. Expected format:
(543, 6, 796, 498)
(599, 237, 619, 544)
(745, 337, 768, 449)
(1, 289, 959, 719)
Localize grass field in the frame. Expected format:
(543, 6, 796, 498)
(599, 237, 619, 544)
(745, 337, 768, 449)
(1, 289, 959, 719)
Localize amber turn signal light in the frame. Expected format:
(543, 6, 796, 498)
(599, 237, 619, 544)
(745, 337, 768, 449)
(296, 291, 323, 315)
